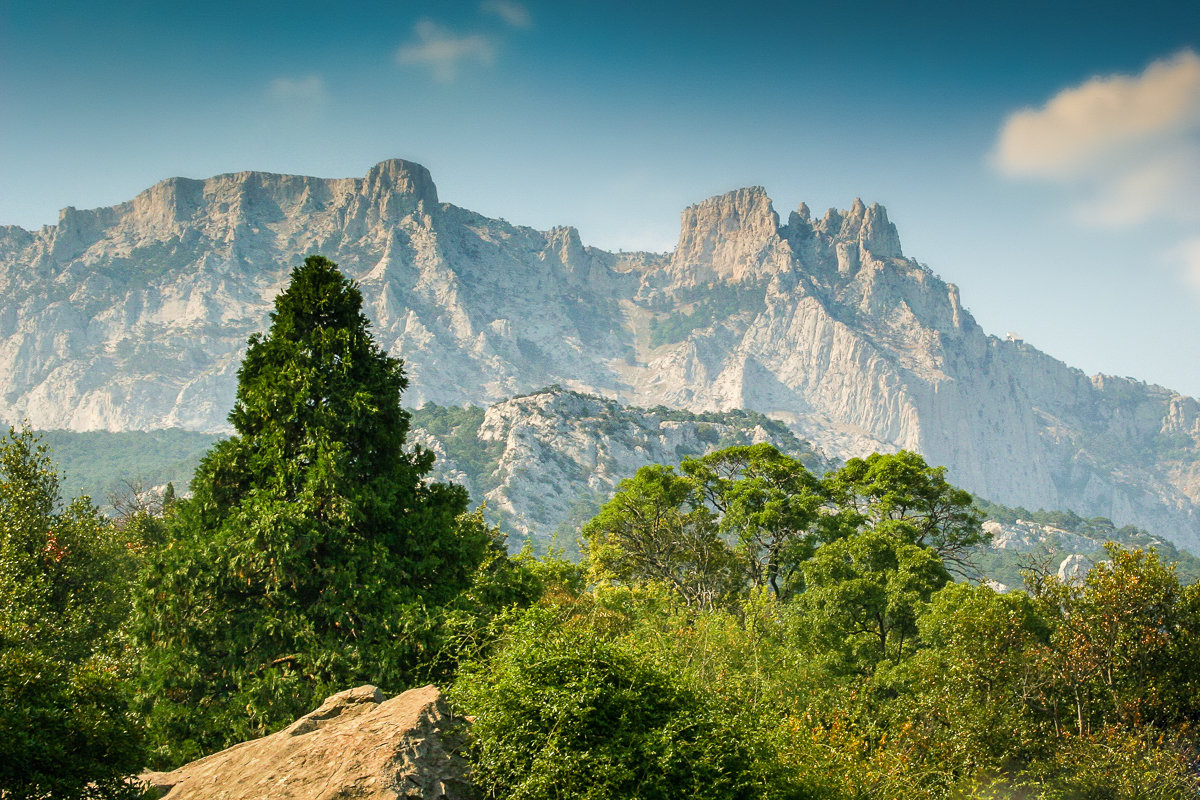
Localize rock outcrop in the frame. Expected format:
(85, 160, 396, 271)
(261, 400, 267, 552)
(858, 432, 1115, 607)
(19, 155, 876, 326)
(1, 160, 1198, 551)
(140, 685, 472, 800)
(411, 387, 830, 543)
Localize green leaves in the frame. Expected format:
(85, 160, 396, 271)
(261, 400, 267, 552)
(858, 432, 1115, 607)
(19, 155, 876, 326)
(132, 256, 483, 764)
(801, 528, 950, 673)
(684, 443, 824, 600)
(453, 609, 780, 800)
(583, 464, 738, 609)
(822, 451, 988, 575)
(584, 445, 983, 611)
(0, 427, 144, 798)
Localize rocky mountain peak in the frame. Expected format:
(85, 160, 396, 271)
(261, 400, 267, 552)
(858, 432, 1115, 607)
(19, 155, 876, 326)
(667, 186, 791, 285)
(129, 176, 206, 231)
(364, 158, 439, 207)
(2, 160, 1199, 553)
(810, 199, 902, 260)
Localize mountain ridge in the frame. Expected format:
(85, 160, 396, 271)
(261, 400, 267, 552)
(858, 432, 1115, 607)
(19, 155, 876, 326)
(1, 159, 1197, 550)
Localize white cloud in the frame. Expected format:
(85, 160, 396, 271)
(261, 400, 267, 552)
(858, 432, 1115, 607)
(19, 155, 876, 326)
(481, 0, 531, 28)
(992, 51, 1200, 229)
(395, 19, 496, 82)
(994, 50, 1200, 180)
(1070, 146, 1200, 225)
(268, 75, 327, 103)
(993, 51, 1200, 297)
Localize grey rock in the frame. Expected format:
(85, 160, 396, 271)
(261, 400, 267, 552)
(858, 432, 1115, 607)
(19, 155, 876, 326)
(1058, 553, 1096, 583)
(1, 160, 1197, 552)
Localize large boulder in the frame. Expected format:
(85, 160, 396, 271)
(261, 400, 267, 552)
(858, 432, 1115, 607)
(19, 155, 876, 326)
(141, 685, 473, 799)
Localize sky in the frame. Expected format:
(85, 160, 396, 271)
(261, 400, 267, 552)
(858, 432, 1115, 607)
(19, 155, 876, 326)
(2, 0, 1200, 396)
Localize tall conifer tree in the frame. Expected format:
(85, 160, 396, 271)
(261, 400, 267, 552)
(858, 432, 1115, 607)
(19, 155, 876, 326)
(135, 256, 483, 764)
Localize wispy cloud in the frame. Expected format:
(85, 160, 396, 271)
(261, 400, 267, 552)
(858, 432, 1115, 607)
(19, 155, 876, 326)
(994, 51, 1200, 181)
(992, 51, 1200, 294)
(481, 0, 531, 28)
(395, 19, 496, 82)
(268, 75, 327, 104)
(992, 50, 1200, 226)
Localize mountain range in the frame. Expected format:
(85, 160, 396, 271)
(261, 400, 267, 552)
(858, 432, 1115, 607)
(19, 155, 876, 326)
(1, 159, 1197, 551)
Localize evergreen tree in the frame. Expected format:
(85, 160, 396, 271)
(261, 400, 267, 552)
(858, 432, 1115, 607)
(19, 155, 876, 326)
(134, 256, 484, 765)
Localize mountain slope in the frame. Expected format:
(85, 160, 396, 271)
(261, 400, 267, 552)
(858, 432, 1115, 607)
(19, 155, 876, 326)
(1, 160, 1197, 550)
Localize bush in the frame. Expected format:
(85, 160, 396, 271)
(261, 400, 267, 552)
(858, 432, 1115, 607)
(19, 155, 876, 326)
(453, 607, 798, 800)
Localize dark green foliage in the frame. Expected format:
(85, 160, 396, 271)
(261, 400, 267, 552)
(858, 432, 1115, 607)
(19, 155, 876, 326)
(453, 607, 800, 800)
(0, 427, 144, 799)
(133, 256, 484, 765)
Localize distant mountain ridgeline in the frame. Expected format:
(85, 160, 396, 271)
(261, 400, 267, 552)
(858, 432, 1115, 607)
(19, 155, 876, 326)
(2, 159, 1198, 552)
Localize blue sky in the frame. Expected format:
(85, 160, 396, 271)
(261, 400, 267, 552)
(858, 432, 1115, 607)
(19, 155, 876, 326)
(3, 0, 1199, 396)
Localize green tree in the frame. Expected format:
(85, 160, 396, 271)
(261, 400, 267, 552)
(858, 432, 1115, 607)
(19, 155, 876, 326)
(682, 443, 824, 600)
(823, 451, 987, 575)
(800, 528, 949, 673)
(583, 464, 738, 609)
(902, 583, 1052, 782)
(1030, 545, 1200, 737)
(0, 427, 143, 799)
(134, 256, 486, 764)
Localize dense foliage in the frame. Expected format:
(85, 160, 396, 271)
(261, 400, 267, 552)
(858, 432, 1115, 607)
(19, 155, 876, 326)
(131, 256, 493, 765)
(583, 446, 981, 607)
(454, 605, 795, 800)
(455, 444, 1200, 800)
(0, 428, 143, 799)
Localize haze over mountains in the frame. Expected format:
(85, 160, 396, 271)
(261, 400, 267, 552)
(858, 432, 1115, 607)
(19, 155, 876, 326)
(0, 159, 1197, 551)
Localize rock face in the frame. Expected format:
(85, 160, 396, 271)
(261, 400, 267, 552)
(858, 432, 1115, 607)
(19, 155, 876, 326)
(1, 159, 1198, 551)
(982, 519, 1098, 555)
(1057, 553, 1097, 583)
(411, 387, 830, 544)
(141, 684, 472, 800)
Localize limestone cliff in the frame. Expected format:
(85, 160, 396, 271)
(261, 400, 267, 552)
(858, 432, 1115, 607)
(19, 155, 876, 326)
(410, 388, 829, 545)
(1, 160, 1197, 551)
